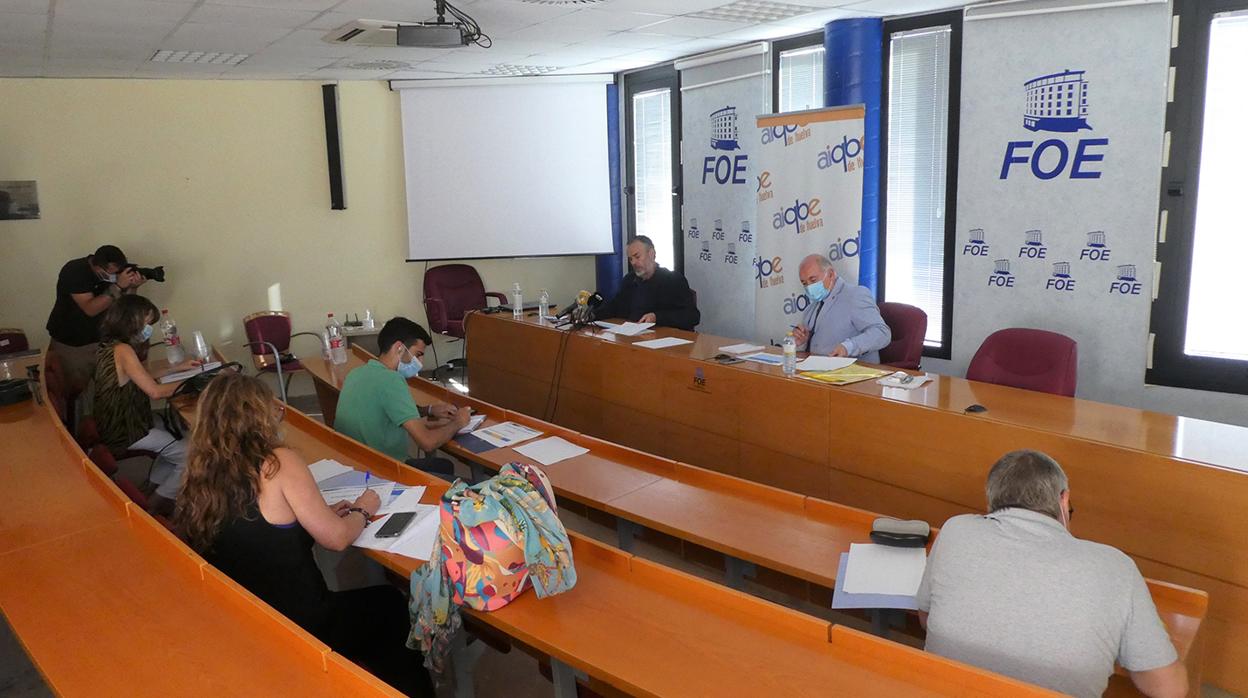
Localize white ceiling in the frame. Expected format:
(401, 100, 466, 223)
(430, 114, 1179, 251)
(0, 0, 968, 80)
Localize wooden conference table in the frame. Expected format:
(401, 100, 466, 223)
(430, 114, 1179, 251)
(0, 352, 401, 697)
(462, 311, 1248, 694)
(183, 353, 1063, 698)
(305, 345, 1207, 697)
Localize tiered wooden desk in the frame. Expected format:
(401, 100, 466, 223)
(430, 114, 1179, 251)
(306, 345, 1206, 697)
(462, 311, 1247, 693)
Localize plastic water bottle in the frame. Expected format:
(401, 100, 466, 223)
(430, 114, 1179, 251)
(511, 283, 523, 320)
(363, 308, 375, 330)
(160, 309, 187, 365)
(326, 313, 347, 365)
(538, 289, 550, 320)
(782, 332, 797, 376)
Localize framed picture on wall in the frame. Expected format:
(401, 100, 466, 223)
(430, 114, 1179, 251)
(0, 181, 40, 220)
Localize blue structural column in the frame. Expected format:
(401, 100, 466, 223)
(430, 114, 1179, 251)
(596, 83, 624, 299)
(824, 18, 883, 295)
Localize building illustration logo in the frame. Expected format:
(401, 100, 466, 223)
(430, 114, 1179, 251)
(1081, 231, 1112, 261)
(1052, 262, 1071, 278)
(724, 242, 739, 265)
(989, 259, 1015, 287)
(965, 228, 989, 256)
(1047, 262, 1076, 291)
(687, 218, 700, 239)
(1110, 264, 1142, 295)
(710, 106, 740, 151)
(1024, 70, 1091, 132)
(1117, 264, 1137, 281)
(699, 240, 712, 262)
(713, 218, 725, 240)
(1087, 231, 1106, 247)
(739, 220, 753, 244)
(1019, 229, 1047, 259)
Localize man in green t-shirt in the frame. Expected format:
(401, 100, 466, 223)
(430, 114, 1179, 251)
(334, 317, 470, 478)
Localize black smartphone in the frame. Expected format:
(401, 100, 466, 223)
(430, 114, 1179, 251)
(375, 511, 417, 538)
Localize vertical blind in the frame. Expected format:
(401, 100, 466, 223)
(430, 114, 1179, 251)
(778, 46, 825, 112)
(632, 88, 675, 270)
(884, 26, 951, 347)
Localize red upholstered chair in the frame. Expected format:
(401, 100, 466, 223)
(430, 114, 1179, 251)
(43, 348, 69, 425)
(423, 264, 506, 372)
(878, 302, 927, 370)
(88, 444, 119, 478)
(0, 328, 30, 356)
(116, 477, 149, 509)
(242, 311, 321, 402)
(966, 328, 1078, 397)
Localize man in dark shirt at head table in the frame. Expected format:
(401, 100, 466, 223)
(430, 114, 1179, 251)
(595, 235, 700, 331)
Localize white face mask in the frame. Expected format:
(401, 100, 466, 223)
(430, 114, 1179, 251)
(98, 269, 118, 284)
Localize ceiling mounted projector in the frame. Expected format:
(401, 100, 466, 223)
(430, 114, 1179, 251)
(396, 22, 470, 48)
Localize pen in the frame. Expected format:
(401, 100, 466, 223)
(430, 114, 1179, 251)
(364, 472, 371, 486)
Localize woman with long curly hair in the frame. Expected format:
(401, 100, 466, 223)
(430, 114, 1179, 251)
(92, 294, 200, 514)
(176, 373, 432, 697)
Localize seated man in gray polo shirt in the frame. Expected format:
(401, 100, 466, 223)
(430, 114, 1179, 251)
(917, 450, 1186, 698)
(791, 254, 890, 363)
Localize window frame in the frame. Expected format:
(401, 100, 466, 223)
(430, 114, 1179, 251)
(1147, 0, 1248, 395)
(771, 31, 825, 114)
(877, 10, 963, 360)
(623, 64, 684, 274)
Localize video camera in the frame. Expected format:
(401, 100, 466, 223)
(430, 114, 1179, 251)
(123, 264, 166, 283)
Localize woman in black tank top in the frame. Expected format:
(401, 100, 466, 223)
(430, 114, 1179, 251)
(175, 373, 432, 697)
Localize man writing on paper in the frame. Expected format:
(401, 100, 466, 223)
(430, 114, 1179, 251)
(334, 317, 470, 479)
(791, 254, 889, 363)
(595, 235, 701, 331)
(917, 450, 1187, 698)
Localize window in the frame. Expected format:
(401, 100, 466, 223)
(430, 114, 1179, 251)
(1150, 2, 1248, 393)
(879, 12, 962, 358)
(624, 65, 682, 271)
(772, 32, 824, 113)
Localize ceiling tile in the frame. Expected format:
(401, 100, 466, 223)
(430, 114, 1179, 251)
(163, 22, 293, 52)
(307, 66, 396, 79)
(49, 44, 156, 61)
(0, 13, 49, 47)
(0, 0, 50, 14)
(839, 0, 962, 14)
(263, 28, 364, 56)
(56, 0, 193, 22)
(604, 0, 736, 13)
(590, 30, 673, 50)
(133, 61, 229, 75)
(209, 0, 341, 11)
(632, 15, 750, 37)
(52, 16, 179, 40)
(495, 22, 615, 44)
(190, 4, 321, 27)
(302, 11, 365, 30)
(0, 66, 50, 76)
(541, 8, 675, 32)
(330, 0, 438, 21)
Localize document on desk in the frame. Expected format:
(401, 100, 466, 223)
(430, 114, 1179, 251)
(472, 421, 543, 449)
(842, 543, 927, 596)
(376, 486, 427, 516)
(743, 352, 784, 366)
(795, 356, 857, 372)
(157, 361, 223, 384)
(594, 321, 654, 336)
(353, 504, 441, 561)
(718, 343, 765, 355)
(308, 459, 355, 484)
(830, 553, 919, 611)
(633, 337, 693, 350)
(514, 436, 589, 466)
(320, 481, 396, 507)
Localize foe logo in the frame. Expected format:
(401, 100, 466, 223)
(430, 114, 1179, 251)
(816, 135, 865, 173)
(686, 218, 700, 239)
(702, 154, 748, 185)
(699, 241, 712, 262)
(988, 259, 1015, 287)
(1019, 229, 1047, 259)
(1110, 264, 1141, 295)
(964, 228, 989, 256)
(1001, 69, 1108, 180)
(724, 242, 739, 265)
(773, 198, 823, 235)
(739, 221, 753, 244)
(1045, 262, 1076, 291)
(1080, 231, 1111, 261)
(712, 219, 726, 241)
(754, 255, 783, 288)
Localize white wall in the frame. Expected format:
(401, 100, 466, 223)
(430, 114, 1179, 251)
(0, 78, 596, 393)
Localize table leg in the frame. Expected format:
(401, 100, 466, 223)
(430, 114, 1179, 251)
(724, 556, 756, 590)
(551, 658, 577, 698)
(615, 518, 641, 553)
(451, 631, 484, 698)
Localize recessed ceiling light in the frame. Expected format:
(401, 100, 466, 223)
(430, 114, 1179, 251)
(343, 59, 416, 70)
(479, 64, 561, 76)
(149, 50, 249, 65)
(688, 1, 821, 23)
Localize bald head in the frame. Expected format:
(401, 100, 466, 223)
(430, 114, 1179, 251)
(799, 254, 836, 289)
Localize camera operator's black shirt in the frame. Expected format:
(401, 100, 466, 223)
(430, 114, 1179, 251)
(46, 256, 108, 346)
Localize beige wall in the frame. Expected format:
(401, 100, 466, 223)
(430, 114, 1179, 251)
(0, 78, 597, 390)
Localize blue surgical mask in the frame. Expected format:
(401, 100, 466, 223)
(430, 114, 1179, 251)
(398, 347, 422, 378)
(140, 323, 154, 341)
(99, 271, 117, 284)
(805, 278, 830, 303)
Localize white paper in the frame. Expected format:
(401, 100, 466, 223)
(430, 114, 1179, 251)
(594, 321, 654, 336)
(743, 352, 784, 366)
(795, 356, 857, 372)
(352, 504, 440, 560)
(376, 486, 427, 516)
(842, 543, 927, 596)
(877, 372, 934, 390)
(458, 414, 486, 434)
(157, 361, 223, 384)
(633, 337, 693, 350)
(719, 343, 765, 355)
(320, 480, 396, 506)
(308, 459, 354, 484)
(514, 436, 589, 466)
(472, 421, 544, 449)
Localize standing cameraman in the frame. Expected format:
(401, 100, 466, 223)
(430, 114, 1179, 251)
(46, 245, 147, 393)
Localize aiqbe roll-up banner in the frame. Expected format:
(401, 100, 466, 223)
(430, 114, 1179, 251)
(679, 47, 769, 338)
(753, 105, 866, 346)
(954, 0, 1169, 402)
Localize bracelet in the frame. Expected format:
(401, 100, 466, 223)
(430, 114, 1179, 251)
(346, 507, 372, 526)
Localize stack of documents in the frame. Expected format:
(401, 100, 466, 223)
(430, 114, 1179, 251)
(514, 436, 589, 466)
(743, 352, 784, 366)
(798, 365, 891, 386)
(842, 543, 927, 596)
(795, 356, 857, 372)
(594, 321, 654, 336)
(158, 361, 222, 384)
(718, 343, 765, 355)
(458, 414, 486, 433)
(877, 371, 934, 390)
(308, 458, 438, 559)
(352, 504, 441, 560)
(633, 337, 693, 350)
(309, 458, 404, 509)
(471, 422, 543, 448)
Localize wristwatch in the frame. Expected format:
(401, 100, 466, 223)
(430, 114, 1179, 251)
(346, 507, 372, 526)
